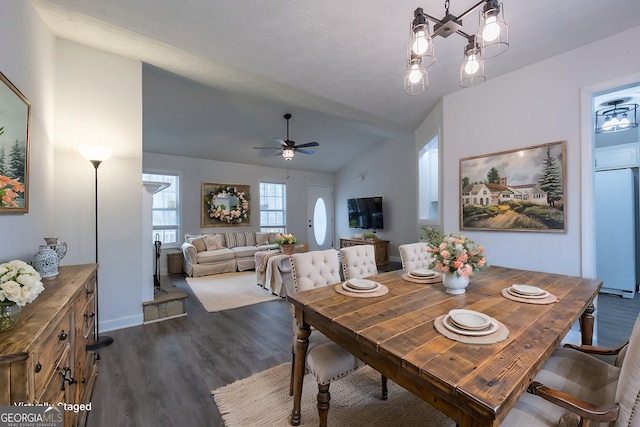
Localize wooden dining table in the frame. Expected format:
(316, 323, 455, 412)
(287, 265, 602, 427)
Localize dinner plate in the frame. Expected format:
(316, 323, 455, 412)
(346, 278, 378, 290)
(342, 281, 382, 293)
(448, 309, 491, 330)
(507, 287, 550, 299)
(511, 284, 545, 296)
(410, 268, 436, 278)
(443, 315, 499, 336)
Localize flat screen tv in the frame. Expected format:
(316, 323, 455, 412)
(348, 196, 383, 230)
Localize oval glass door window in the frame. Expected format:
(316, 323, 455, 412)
(313, 198, 327, 246)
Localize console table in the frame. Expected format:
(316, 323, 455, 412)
(339, 237, 389, 266)
(0, 264, 99, 427)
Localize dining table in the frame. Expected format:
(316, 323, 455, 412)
(287, 265, 602, 427)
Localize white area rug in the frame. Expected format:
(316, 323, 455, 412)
(186, 271, 280, 312)
(212, 363, 455, 427)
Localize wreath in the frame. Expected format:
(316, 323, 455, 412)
(204, 185, 249, 224)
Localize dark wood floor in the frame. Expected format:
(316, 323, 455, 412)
(86, 264, 640, 426)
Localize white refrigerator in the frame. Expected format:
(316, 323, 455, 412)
(595, 168, 637, 298)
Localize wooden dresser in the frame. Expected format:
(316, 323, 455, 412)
(339, 238, 390, 266)
(0, 264, 99, 427)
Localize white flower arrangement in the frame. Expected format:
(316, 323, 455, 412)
(0, 260, 45, 306)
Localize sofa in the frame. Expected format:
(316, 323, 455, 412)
(181, 231, 279, 277)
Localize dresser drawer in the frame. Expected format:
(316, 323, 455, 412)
(33, 311, 72, 399)
(36, 342, 70, 405)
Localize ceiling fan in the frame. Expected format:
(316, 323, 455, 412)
(254, 113, 319, 160)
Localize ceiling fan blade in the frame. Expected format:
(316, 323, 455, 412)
(295, 141, 319, 149)
(253, 147, 281, 149)
(295, 148, 315, 155)
(273, 138, 288, 147)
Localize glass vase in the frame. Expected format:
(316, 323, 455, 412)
(0, 302, 21, 332)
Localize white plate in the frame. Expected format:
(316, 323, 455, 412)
(410, 268, 436, 277)
(342, 281, 382, 293)
(448, 309, 491, 330)
(346, 278, 378, 290)
(443, 315, 499, 336)
(511, 284, 545, 296)
(507, 287, 550, 299)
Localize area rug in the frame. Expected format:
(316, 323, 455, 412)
(186, 271, 280, 312)
(212, 363, 455, 426)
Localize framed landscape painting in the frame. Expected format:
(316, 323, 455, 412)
(460, 141, 566, 232)
(201, 182, 250, 227)
(0, 71, 31, 214)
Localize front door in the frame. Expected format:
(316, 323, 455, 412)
(306, 185, 333, 251)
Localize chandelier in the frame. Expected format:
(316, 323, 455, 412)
(404, 0, 509, 95)
(595, 100, 639, 133)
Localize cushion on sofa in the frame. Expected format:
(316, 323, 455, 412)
(231, 245, 259, 258)
(203, 234, 225, 250)
(196, 248, 235, 263)
(255, 232, 270, 246)
(243, 231, 257, 246)
(225, 232, 246, 248)
(190, 236, 206, 252)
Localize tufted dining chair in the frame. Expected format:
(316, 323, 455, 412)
(288, 249, 386, 426)
(398, 242, 433, 273)
(500, 311, 640, 426)
(340, 245, 378, 281)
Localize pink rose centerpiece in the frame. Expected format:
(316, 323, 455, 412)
(427, 234, 486, 294)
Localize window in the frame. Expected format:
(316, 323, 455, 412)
(260, 182, 286, 233)
(418, 135, 439, 223)
(142, 173, 179, 246)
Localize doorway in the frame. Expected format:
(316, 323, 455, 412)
(306, 185, 333, 251)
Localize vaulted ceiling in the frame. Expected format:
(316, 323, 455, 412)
(30, 0, 640, 173)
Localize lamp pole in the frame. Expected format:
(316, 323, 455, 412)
(79, 145, 114, 351)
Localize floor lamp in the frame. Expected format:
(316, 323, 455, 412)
(79, 145, 114, 351)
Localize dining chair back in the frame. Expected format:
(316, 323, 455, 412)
(398, 242, 432, 273)
(340, 245, 378, 281)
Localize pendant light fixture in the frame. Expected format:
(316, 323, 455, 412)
(595, 100, 639, 133)
(404, 0, 509, 94)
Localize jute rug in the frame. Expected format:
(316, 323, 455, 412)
(186, 271, 280, 312)
(212, 363, 455, 426)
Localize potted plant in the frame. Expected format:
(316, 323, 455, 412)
(275, 233, 299, 255)
(363, 232, 377, 240)
(0, 260, 45, 331)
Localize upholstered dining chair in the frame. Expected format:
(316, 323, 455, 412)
(288, 249, 386, 426)
(398, 242, 433, 273)
(340, 244, 378, 281)
(500, 311, 640, 426)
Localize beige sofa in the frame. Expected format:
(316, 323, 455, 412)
(181, 231, 279, 277)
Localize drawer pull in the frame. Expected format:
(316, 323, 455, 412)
(59, 367, 75, 390)
(35, 362, 42, 373)
(86, 288, 94, 295)
(59, 330, 68, 341)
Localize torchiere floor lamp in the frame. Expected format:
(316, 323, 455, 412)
(79, 145, 114, 351)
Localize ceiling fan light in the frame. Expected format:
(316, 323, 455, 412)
(478, 1, 509, 58)
(282, 147, 295, 160)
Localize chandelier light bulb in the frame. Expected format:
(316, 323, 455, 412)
(619, 114, 630, 128)
(464, 54, 480, 75)
(412, 30, 430, 55)
(481, 16, 500, 42)
(408, 64, 423, 84)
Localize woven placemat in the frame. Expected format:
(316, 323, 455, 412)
(401, 273, 442, 284)
(501, 288, 557, 304)
(335, 283, 389, 298)
(434, 315, 509, 344)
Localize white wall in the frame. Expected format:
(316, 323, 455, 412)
(437, 25, 640, 277)
(143, 152, 333, 254)
(334, 133, 416, 260)
(53, 40, 144, 332)
(0, 1, 56, 262)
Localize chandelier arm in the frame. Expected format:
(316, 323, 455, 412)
(424, 13, 473, 40)
(457, 0, 488, 20)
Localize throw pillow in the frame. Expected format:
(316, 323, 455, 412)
(203, 234, 225, 251)
(244, 231, 256, 246)
(190, 236, 206, 252)
(255, 232, 270, 246)
(268, 232, 276, 244)
(224, 233, 239, 248)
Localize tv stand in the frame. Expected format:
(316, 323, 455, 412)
(340, 237, 390, 266)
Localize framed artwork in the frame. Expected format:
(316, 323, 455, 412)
(0, 71, 31, 214)
(460, 141, 566, 232)
(201, 183, 250, 227)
